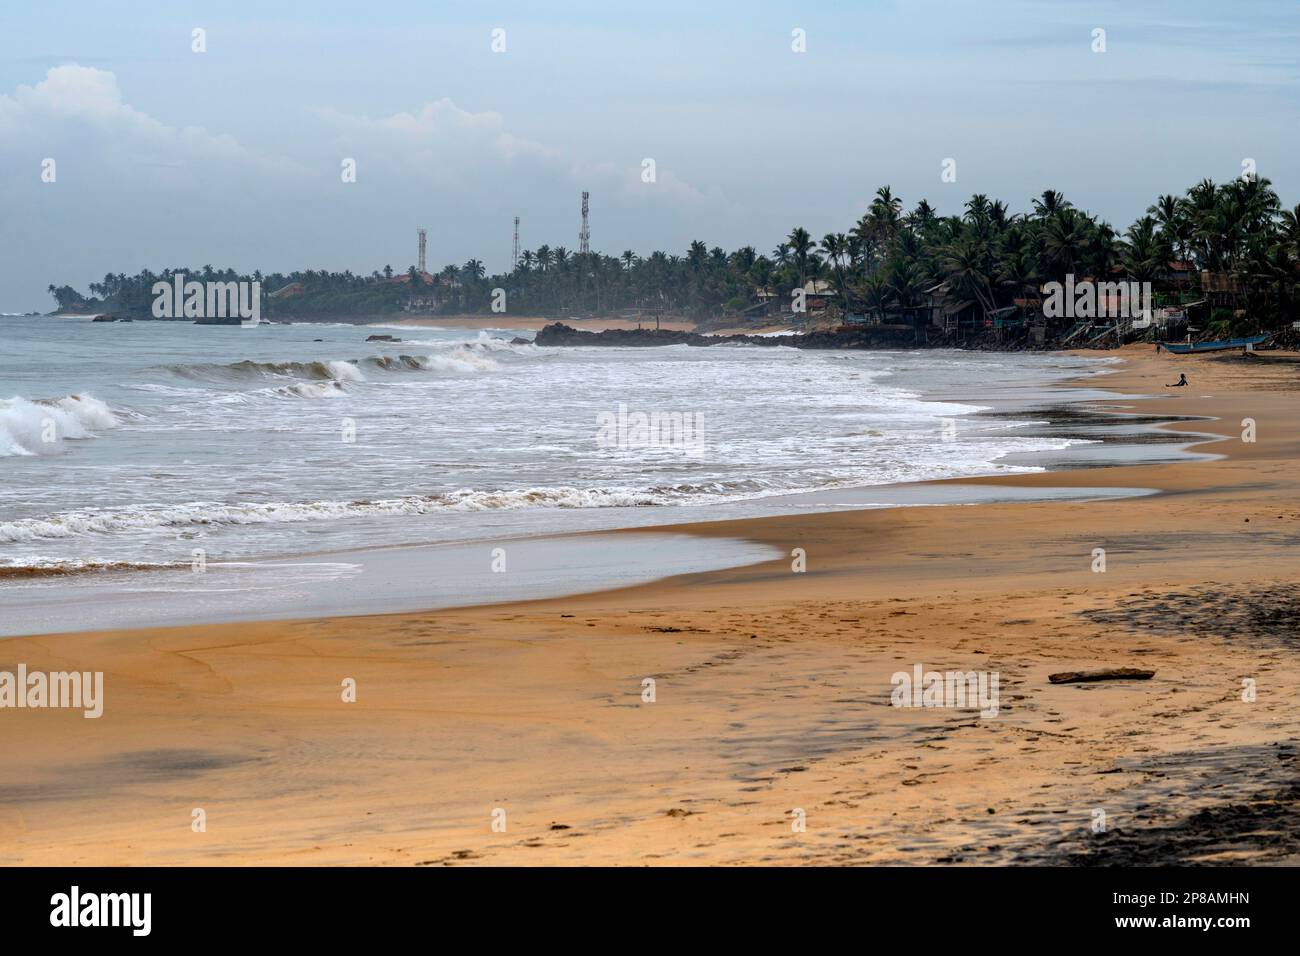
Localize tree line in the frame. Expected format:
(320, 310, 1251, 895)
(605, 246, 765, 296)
(50, 178, 1299, 332)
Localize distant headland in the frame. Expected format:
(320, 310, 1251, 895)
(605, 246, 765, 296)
(45, 179, 1300, 349)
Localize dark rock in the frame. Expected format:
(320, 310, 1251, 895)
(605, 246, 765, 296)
(531, 321, 920, 351)
(1048, 668, 1156, 684)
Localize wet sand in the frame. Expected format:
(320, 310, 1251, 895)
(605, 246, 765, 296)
(3, 346, 1298, 865)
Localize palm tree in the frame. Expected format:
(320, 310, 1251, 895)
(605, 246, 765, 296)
(1148, 194, 1189, 265)
(1278, 204, 1300, 260)
(729, 245, 757, 275)
(1121, 217, 1162, 282)
(964, 194, 992, 225)
(907, 199, 937, 237)
(886, 258, 928, 336)
(1042, 209, 1089, 279)
(941, 234, 998, 316)
(750, 256, 774, 298)
(996, 246, 1039, 307)
(1083, 221, 1120, 278)
(1032, 189, 1071, 220)
(859, 273, 890, 322)
(820, 233, 852, 316)
(787, 227, 813, 292)
(869, 186, 903, 238)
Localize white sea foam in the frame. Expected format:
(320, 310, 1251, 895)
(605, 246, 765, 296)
(325, 359, 366, 382)
(281, 381, 347, 399)
(0, 464, 1081, 545)
(0, 393, 120, 457)
(0, 318, 1118, 574)
(0, 488, 664, 542)
(412, 349, 501, 373)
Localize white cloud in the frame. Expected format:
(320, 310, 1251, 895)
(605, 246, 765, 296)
(316, 96, 727, 213)
(0, 66, 736, 310)
(0, 64, 298, 176)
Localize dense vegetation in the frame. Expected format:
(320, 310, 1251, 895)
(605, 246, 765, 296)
(50, 178, 1300, 333)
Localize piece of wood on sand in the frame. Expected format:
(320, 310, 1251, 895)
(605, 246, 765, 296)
(1048, 668, 1156, 684)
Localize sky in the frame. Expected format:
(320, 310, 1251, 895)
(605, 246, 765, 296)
(1, 0, 1298, 311)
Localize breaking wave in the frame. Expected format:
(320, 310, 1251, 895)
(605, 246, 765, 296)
(0, 486, 703, 543)
(0, 394, 121, 457)
(163, 344, 506, 386)
(0, 559, 186, 579)
(360, 349, 500, 374)
(279, 381, 347, 399)
(165, 358, 367, 384)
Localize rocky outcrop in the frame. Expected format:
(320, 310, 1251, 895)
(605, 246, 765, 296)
(533, 324, 724, 347)
(531, 322, 920, 350)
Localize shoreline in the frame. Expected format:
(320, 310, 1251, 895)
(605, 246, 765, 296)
(4, 347, 1299, 865)
(2, 351, 1165, 636)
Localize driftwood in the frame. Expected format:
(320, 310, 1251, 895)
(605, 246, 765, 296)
(1048, 668, 1156, 684)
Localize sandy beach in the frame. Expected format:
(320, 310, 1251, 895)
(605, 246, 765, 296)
(3, 347, 1298, 866)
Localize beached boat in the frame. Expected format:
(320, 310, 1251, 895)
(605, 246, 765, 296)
(1160, 334, 1270, 354)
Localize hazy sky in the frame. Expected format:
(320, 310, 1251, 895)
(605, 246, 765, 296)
(2, 0, 1298, 310)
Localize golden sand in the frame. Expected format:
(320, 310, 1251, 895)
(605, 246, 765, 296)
(3, 347, 1297, 865)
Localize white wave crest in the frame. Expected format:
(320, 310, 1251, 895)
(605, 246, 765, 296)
(0, 393, 120, 457)
(281, 381, 347, 399)
(0, 486, 667, 542)
(326, 360, 366, 382)
(411, 349, 501, 374)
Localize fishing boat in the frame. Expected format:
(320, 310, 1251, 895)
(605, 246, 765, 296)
(1160, 334, 1270, 354)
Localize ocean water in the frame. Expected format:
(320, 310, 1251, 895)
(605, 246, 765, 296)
(0, 316, 1110, 576)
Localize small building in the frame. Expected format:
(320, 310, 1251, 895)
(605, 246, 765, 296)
(939, 299, 978, 333)
(1164, 260, 1196, 288)
(747, 287, 785, 319)
(799, 279, 836, 315)
(387, 271, 438, 286)
(1200, 271, 1244, 309)
(269, 282, 305, 299)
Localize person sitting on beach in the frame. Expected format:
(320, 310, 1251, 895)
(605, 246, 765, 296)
(1166, 373, 1188, 387)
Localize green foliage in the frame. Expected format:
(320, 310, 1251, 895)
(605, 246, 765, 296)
(49, 179, 1300, 329)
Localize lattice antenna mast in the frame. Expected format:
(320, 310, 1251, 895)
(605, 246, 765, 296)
(579, 192, 590, 254)
(417, 228, 427, 273)
(512, 216, 520, 269)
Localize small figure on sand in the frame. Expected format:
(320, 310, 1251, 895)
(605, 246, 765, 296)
(1166, 373, 1188, 387)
